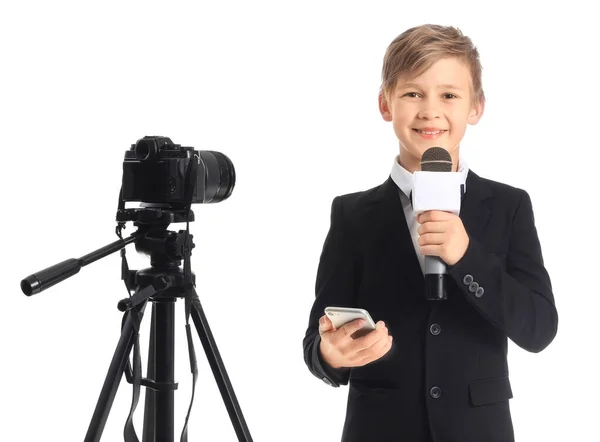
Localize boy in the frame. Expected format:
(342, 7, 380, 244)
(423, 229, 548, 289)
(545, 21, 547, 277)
(302, 24, 558, 442)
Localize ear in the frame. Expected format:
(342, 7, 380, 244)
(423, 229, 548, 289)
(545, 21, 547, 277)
(467, 97, 485, 125)
(378, 91, 393, 122)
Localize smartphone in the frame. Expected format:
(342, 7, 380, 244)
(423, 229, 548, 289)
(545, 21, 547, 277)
(324, 306, 377, 339)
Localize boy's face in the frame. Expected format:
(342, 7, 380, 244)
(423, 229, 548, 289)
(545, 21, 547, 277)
(379, 56, 484, 172)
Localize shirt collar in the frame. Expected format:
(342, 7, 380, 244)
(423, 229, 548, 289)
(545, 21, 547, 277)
(390, 155, 470, 198)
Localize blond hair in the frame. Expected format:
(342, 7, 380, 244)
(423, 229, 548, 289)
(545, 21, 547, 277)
(380, 24, 484, 105)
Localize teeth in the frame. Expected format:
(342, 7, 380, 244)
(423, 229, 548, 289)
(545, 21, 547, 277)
(417, 130, 444, 135)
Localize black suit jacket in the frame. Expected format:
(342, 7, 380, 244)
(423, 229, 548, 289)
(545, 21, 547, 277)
(303, 170, 558, 442)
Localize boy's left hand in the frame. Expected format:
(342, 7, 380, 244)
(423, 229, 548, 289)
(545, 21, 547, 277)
(417, 210, 469, 266)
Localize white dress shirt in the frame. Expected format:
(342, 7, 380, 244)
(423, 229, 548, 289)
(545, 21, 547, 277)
(390, 156, 470, 274)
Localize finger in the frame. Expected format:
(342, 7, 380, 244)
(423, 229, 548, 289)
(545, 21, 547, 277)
(337, 318, 367, 340)
(351, 321, 388, 352)
(345, 327, 391, 367)
(418, 210, 452, 224)
(377, 335, 394, 359)
(341, 324, 382, 358)
(418, 232, 445, 246)
(417, 211, 433, 223)
(417, 221, 447, 235)
(318, 315, 334, 335)
(419, 244, 443, 257)
(358, 334, 393, 365)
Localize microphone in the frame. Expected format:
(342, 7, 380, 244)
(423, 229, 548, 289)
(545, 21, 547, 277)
(413, 147, 462, 300)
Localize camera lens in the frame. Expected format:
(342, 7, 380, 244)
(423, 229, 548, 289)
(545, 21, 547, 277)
(199, 151, 236, 203)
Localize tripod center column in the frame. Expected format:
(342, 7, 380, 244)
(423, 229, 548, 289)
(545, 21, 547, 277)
(152, 297, 177, 441)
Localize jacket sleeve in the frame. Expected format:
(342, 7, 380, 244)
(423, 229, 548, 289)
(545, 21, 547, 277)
(302, 196, 358, 387)
(448, 189, 558, 353)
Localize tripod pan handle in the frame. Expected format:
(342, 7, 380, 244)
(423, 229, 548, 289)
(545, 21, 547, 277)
(21, 258, 82, 296)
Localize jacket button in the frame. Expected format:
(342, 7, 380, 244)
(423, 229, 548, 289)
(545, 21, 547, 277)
(468, 282, 479, 293)
(463, 274, 473, 285)
(475, 286, 485, 298)
(430, 323, 441, 335)
(430, 386, 441, 398)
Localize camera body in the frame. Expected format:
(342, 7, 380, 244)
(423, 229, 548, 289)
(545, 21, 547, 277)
(121, 136, 234, 207)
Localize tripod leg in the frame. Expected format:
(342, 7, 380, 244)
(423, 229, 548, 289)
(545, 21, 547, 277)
(85, 304, 147, 442)
(190, 299, 253, 442)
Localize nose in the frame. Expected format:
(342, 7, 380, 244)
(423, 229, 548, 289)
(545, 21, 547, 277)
(417, 98, 441, 120)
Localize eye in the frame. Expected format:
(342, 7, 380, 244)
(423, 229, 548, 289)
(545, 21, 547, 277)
(443, 93, 458, 99)
(403, 92, 421, 98)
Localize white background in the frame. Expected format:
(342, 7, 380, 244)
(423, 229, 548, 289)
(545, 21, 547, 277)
(2, 1, 598, 441)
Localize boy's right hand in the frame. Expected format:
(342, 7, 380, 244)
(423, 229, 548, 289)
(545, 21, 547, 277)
(318, 314, 393, 369)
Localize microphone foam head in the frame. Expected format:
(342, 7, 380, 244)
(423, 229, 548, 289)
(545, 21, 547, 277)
(420, 147, 453, 172)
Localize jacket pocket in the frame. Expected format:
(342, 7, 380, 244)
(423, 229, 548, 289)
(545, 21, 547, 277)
(469, 376, 513, 406)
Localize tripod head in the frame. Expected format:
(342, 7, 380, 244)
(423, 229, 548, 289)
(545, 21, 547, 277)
(118, 207, 195, 268)
(115, 207, 198, 312)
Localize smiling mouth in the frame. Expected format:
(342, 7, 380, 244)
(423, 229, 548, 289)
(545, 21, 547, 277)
(413, 129, 447, 135)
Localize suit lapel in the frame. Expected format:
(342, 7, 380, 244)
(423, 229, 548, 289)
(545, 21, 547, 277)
(459, 170, 493, 242)
(369, 177, 425, 295)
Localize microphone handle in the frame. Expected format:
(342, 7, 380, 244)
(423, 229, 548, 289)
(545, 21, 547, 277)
(424, 256, 448, 300)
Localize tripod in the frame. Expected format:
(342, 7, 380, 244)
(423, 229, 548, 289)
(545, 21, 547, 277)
(22, 208, 253, 442)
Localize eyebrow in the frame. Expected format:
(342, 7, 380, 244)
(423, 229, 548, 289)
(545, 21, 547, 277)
(400, 83, 463, 91)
